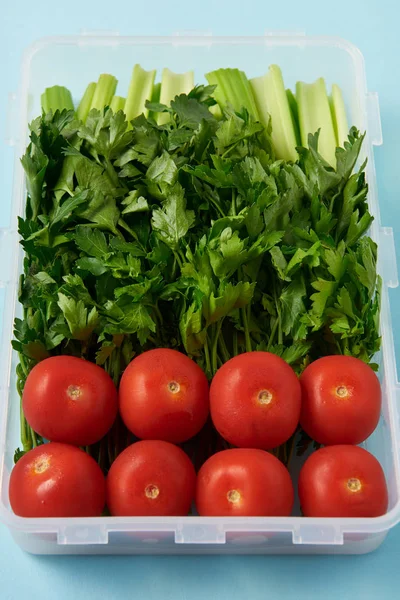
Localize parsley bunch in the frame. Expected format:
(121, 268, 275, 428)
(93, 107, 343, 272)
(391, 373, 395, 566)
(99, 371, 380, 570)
(14, 86, 380, 466)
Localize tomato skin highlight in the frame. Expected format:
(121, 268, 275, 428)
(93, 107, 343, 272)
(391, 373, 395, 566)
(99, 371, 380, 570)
(106, 440, 196, 516)
(209, 352, 301, 449)
(22, 356, 118, 446)
(119, 348, 209, 444)
(9, 443, 106, 518)
(300, 355, 381, 445)
(196, 448, 294, 517)
(298, 445, 388, 518)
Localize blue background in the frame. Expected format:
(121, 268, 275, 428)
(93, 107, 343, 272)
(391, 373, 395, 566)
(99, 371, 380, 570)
(1, 1, 400, 598)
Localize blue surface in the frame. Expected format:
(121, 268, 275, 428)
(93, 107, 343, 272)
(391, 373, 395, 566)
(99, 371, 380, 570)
(1, 1, 400, 598)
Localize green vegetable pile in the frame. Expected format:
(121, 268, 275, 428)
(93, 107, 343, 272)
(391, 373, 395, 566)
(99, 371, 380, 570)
(13, 65, 381, 468)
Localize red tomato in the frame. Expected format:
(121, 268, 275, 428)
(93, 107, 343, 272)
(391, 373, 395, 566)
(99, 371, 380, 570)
(298, 445, 388, 518)
(300, 356, 381, 445)
(196, 448, 294, 516)
(9, 443, 105, 517)
(22, 356, 118, 446)
(119, 349, 209, 444)
(209, 352, 301, 449)
(106, 440, 196, 516)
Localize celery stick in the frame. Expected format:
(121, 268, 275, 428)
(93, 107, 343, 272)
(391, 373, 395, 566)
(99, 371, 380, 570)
(238, 70, 259, 119)
(76, 82, 96, 122)
(124, 64, 156, 125)
(206, 68, 259, 119)
(41, 86, 74, 113)
(205, 70, 228, 108)
(286, 88, 301, 147)
(90, 74, 118, 111)
(110, 95, 126, 113)
(158, 68, 194, 124)
(41, 92, 49, 113)
(148, 82, 161, 121)
(250, 65, 297, 161)
(296, 77, 337, 166)
(330, 84, 348, 148)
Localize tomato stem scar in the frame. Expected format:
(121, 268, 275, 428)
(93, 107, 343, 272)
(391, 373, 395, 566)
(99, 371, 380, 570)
(145, 484, 160, 499)
(67, 385, 82, 400)
(258, 390, 273, 405)
(168, 381, 180, 394)
(34, 456, 50, 474)
(336, 386, 349, 398)
(227, 489, 241, 504)
(347, 478, 362, 492)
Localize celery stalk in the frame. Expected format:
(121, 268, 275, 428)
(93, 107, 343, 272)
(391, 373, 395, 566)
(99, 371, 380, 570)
(76, 82, 96, 122)
(90, 74, 118, 111)
(250, 65, 297, 161)
(286, 88, 301, 147)
(41, 86, 74, 113)
(238, 70, 259, 119)
(296, 77, 337, 166)
(158, 68, 194, 124)
(206, 68, 259, 120)
(110, 95, 126, 113)
(330, 84, 348, 148)
(148, 82, 161, 121)
(124, 64, 156, 125)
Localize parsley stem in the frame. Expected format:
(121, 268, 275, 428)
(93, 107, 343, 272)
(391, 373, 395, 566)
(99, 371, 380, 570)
(242, 308, 252, 353)
(30, 427, 38, 448)
(267, 316, 279, 350)
(218, 333, 231, 363)
(221, 141, 240, 159)
(20, 401, 31, 452)
(208, 195, 225, 218)
(273, 288, 283, 345)
(211, 319, 224, 375)
(203, 336, 212, 379)
(18, 353, 29, 377)
(153, 303, 163, 326)
(174, 251, 183, 270)
(178, 249, 186, 265)
(233, 330, 239, 357)
(231, 189, 237, 216)
(171, 256, 177, 280)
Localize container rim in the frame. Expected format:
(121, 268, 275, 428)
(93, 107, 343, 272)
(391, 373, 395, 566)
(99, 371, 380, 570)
(20, 33, 366, 73)
(1, 498, 400, 535)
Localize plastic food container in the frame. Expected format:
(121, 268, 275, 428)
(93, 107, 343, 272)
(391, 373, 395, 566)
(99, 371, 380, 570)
(0, 32, 399, 555)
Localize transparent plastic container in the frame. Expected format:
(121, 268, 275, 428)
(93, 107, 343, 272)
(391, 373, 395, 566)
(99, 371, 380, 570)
(0, 33, 399, 555)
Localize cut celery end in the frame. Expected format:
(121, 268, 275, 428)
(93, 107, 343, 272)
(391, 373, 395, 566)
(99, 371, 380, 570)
(330, 84, 349, 148)
(296, 77, 337, 167)
(250, 65, 297, 161)
(110, 95, 126, 113)
(148, 82, 161, 121)
(125, 64, 156, 126)
(76, 82, 96, 122)
(90, 74, 118, 112)
(158, 68, 194, 125)
(206, 68, 259, 120)
(41, 86, 74, 114)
